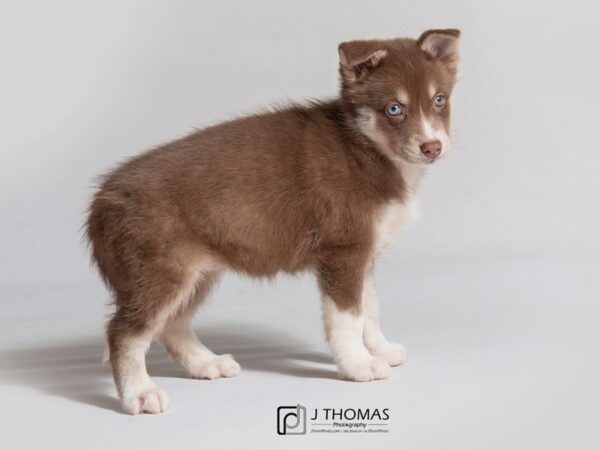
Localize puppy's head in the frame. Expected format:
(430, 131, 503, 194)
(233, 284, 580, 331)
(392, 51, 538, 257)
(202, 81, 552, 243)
(339, 29, 460, 164)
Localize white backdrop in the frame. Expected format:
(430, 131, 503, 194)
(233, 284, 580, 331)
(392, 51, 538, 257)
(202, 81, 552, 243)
(1, 1, 598, 449)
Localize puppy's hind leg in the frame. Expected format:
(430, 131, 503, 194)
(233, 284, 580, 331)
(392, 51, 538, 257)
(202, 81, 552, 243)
(107, 271, 199, 415)
(160, 273, 241, 380)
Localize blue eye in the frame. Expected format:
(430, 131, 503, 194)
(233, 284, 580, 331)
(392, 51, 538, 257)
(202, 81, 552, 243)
(434, 95, 447, 107)
(386, 103, 403, 116)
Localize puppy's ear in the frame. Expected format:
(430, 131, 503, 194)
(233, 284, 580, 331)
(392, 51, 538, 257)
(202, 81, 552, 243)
(418, 29, 461, 72)
(338, 41, 388, 83)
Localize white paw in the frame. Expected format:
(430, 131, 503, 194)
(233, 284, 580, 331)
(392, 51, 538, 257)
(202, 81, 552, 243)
(372, 342, 407, 367)
(122, 387, 169, 415)
(339, 356, 391, 382)
(190, 354, 241, 380)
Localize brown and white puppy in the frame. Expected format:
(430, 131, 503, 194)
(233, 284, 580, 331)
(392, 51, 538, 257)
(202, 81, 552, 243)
(86, 29, 460, 414)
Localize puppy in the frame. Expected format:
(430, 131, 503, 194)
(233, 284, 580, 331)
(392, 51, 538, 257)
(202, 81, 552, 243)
(86, 29, 461, 414)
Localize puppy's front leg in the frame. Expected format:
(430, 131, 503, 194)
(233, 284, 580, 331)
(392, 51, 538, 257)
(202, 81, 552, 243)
(362, 267, 406, 366)
(318, 254, 391, 381)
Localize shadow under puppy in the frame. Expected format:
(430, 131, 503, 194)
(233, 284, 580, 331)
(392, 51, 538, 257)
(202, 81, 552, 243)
(86, 29, 461, 414)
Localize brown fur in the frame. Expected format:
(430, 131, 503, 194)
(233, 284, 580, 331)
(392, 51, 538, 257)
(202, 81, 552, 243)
(85, 29, 460, 403)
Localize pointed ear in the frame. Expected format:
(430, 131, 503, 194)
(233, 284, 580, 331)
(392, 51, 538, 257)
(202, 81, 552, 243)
(418, 29, 461, 72)
(338, 41, 388, 83)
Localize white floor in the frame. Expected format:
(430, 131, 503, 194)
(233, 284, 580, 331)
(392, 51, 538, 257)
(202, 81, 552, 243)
(1, 255, 598, 450)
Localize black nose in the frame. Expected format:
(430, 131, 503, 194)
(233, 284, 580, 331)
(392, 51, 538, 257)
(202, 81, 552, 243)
(420, 140, 442, 158)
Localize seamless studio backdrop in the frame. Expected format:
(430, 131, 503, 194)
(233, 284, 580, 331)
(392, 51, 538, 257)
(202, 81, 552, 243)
(0, 1, 598, 450)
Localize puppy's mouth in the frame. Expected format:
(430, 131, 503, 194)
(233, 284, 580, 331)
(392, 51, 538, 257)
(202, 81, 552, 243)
(396, 150, 442, 165)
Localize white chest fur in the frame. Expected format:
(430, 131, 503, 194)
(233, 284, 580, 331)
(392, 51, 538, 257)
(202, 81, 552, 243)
(373, 161, 424, 252)
(374, 197, 421, 252)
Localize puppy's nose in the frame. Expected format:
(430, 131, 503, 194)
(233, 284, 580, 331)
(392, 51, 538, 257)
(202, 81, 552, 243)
(420, 140, 442, 158)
